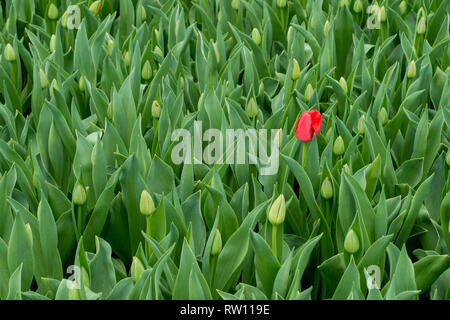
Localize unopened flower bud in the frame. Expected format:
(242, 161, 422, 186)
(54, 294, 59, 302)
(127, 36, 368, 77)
(340, 0, 349, 7)
(89, 1, 102, 16)
(292, 58, 300, 81)
(48, 3, 59, 20)
(323, 20, 331, 36)
(231, 0, 239, 10)
(61, 11, 68, 28)
(68, 286, 81, 300)
(321, 177, 333, 199)
(4, 43, 16, 62)
(140, 5, 146, 21)
(353, 0, 362, 13)
(50, 79, 58, 97)
(152, 100, 161, 118)
(380, 6, 386, 22)
(358, 115, 365, 134)
(407, 60, 416, 79)
(154, 45, 163, 57)
(252, 28, 261, 46)
(379, 107, 388, 125)
(399, 1, 407, 15)
(246, 98, 258, 118)
(50, 34, 56, 53)
(268, 194, 286, 226)
(140, 190, 155, 216)
(344, 229, 360, 253)
(73, 184, 87, 205)
(130, 257, 145, 283)
(212, 42, 220, 64)
(107, 40, 114, 56)
(79, 76, 86, 91)
(123, 51, 130, 66)
(446, 149, 450, 166)
(141, 60, 152, 80)
(40, 69, 48, 89)
(305, 83, 314, 102)
(339, 77, 348, 94)
(333, 136, 345, 156)
(417, 16, 426, 35)
(211, 229, 222, 255)
(276, 0, 287, 9)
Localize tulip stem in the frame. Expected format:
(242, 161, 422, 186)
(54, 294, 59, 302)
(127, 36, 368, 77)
(210, 255, 218, 282)
(77, 206, 82, 235)
(145, 217, 152, 258)
(271, 225, 277, 258)
(302, 143, 308, 168)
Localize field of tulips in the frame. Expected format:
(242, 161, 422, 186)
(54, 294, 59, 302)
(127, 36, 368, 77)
(0, 0, 449, 301)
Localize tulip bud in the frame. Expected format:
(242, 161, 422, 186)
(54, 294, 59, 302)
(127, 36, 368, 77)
(417, 16, 426, 35)
(152, 100, 161, 118)
(211, 229, 222, 255)
(79, 76, 86, 91)
(339, 77, 348, 94)
(4, 43, 16, 62)
(231, 0, 239, 10)
(39, 69, 48, 89)
(407, 60, 416, 79)
(246, 98, 258, 118)
(268, 194, 286, 226)
(50, 79, 58, 97)
(353, 0, 362, 13)
(276, 0, 287, 9)
(380, 6, 386, 22)
(50, 34, 56, 53)
(140, 190, 155, 216)
(68, 286, 81, 300)
(358, 115, 365, 134)
(446, 149, 450, 166)
(130, 257, 145, 283)
(154, 45, 163, 57)
(343, 163, 351, 174)
(107, 40, 114, 56)
(107, 102, 113, 120)
(323, 20, 330, 36)
(140, 6, 147, 21)
(321, 177, 333, 199)
(252, 28, 261, 46)
(212, 42, 220, 64)
(305, 83, 314, 102)
(399, 1, 407, 15)
(48, 3, 59, 20)
(123, 51, 130, 66)
(89, 1, 102, 16)
(333, 136, 345, 156)
(340, 0, 349, 7)
(61, 11, 68, 28)
(379, 107, 388, 125)
(141, 60, 152, 80)
(73, 184, 87, 205)
(344, 229, 360, 253)
(287, 26, 294, 44)
(292, 58, 300, 81)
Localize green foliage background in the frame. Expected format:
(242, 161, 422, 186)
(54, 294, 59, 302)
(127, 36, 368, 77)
(0, 0, 449, 300)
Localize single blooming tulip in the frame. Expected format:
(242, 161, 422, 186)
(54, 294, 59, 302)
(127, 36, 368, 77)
(295, 110, 322, 142)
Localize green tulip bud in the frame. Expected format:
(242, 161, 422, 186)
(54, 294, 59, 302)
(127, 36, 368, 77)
(152, 100, 161, 118)
(287, 26, 294, 44)
(321, 177, 333, 200)
(323, 20, 331, 36)
(141, 60, 152, 80)
(79, 76, 86, 91)
(340, 0, 349, 7)
(154, 45, 164, 57)
(123, 51, 131, 66)
(68, 286, 81, 300)
(380, 6, 386, 22)
(140, 5, 147, 21)
(89, 1, 102, 16)
(212, 42, 220, 64)
(49, 79, 58, 97)
(130, 257, 145, 283)
(252, 28, 262, 46)
(333, 136, 345, 156)
(231, 0, 239, 10)
(4, 43, 16, 62)
(344, 229, 360, 253)
(268, 194, 286, 226)
(358, 115, 365, 134)
(73, 183, 87, 205)
(399, 1, 407, 15)
(407, 60, 416, 79)
(211, 230, 222, 255)
(61, 11, 68, 28)
(339, 77, 348, 94)
(353, 0, 362, 13)
(39, 69, 48, 89)
(107, 40, 114, 56)
(305, 83, 314, 102)
(140, 189, 155, 216)
(446, 149, 450, 166)
(343, 163, 351, 174)
(292, 58, 300, 81)
(107, 102, 113, 120)
(48, 3, 59, 20)
(246, 98, 258, 118)
(50, 34, 56, 53)
(276, 0, 287, 9)
(379, 107, 388, 125)
(417, 16, 426, 35)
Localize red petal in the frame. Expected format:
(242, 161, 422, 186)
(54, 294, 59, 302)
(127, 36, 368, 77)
(295, 112, 313, 142)
(309, 110, 322, 137)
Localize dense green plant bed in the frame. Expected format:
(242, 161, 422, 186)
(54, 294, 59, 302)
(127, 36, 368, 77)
(0, 0, 449, 300)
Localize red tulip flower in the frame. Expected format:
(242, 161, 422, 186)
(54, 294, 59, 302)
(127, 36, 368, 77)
(295, 110, 322, 142)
